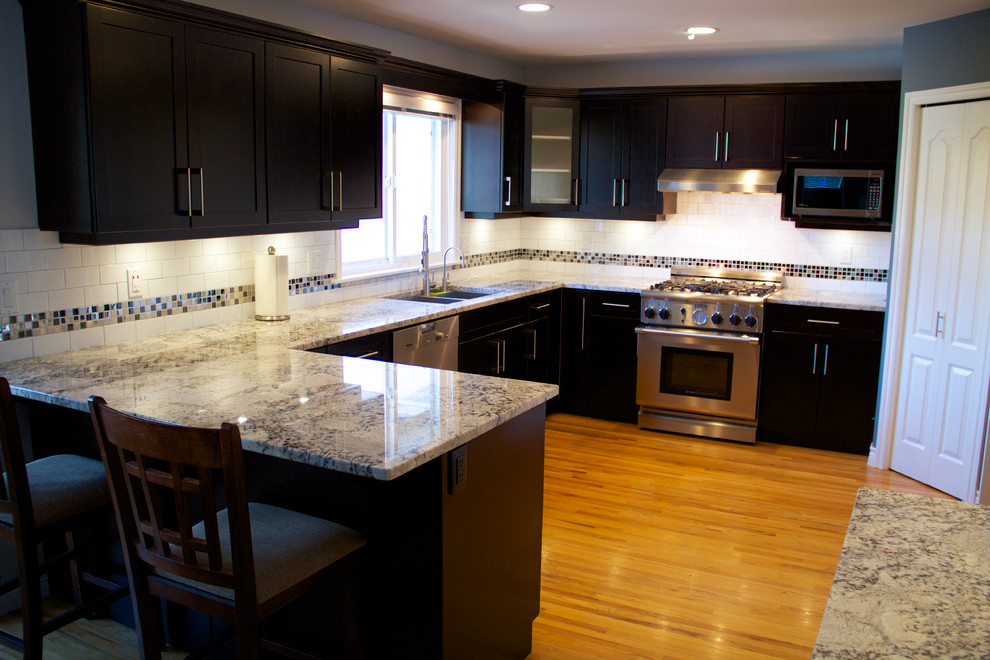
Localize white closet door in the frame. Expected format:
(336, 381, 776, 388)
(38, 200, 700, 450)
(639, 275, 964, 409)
(891, 99, 990, 500)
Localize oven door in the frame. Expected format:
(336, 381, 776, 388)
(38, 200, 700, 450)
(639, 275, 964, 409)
(636, 326, 761, 421)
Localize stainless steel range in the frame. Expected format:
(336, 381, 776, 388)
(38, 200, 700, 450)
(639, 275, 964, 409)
(636, 267, 782, 444)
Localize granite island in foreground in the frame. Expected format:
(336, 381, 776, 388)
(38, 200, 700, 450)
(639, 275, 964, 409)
(813, 488, 990, 658)
(0, 283, 560, 658)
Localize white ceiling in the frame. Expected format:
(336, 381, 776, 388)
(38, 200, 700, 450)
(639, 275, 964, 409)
(290, 0, 990, 64)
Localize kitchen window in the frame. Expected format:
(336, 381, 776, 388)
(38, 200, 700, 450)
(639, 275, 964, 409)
(339, 87, 460, 277)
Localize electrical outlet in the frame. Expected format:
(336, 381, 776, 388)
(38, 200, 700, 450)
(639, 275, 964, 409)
(0, 277, 17, 315)
(840, 245, 853, 265)
(126, 268, 145, 299)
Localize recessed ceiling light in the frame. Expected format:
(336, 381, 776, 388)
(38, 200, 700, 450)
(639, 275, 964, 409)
(686, 26, 719, 40)
(518, 3, 553, 12)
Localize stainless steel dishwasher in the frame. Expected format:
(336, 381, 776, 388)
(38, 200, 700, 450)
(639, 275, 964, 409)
(392, 315, 459, 370)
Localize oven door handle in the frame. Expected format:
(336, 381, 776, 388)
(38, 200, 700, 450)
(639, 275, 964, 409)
(635, 326, 761, 344)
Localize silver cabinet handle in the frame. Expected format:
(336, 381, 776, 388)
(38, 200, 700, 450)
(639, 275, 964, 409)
(357, 351, 380, 359)
(634, 326, 760, 344)
(833, 119, 839, 151)
(505, 176, 511, 207)
(524, 328, 537, 360)
(177, 168, 192, 215)
(812, 343, 818, 375)
(190, 168, 204, 216)
(338, 171, 343, 211)
(843, 119, 850, 151)
(621, 179, 627, 206)
(935, 312, 945, 337)
(580, 297, 586, 350)
(500, 338, 507, 373)
(530, 303, 551, 311)
(823, 344, 829, 376)
(724, 132, 730, 162)
(807, 319, 840, 325)
(612, 179, 618, 207)
(602, 302, 631, 308)
(714, 131, 720, 162)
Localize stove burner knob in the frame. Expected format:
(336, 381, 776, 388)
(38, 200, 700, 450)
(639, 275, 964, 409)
(644, 306, 658, 320)
(710, 311, 724, 325)
(692, 308, 708, 325)
(728, 313, 743, 326)
(744, 314, 758, 328)
(658, 307, 671, 320)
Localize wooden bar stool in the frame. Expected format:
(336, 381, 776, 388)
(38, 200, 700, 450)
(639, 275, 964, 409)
(88, 396, 367, 660)
(0, 377, 129, 659)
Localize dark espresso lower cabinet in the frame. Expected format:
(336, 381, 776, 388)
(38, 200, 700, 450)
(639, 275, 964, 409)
(758, 302, 883, 454)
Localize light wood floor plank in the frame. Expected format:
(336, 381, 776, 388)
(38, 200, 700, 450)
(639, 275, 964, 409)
(0, 412, 951, 658)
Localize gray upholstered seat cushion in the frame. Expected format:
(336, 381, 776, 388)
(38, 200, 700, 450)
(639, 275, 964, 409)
(159, 502, 366, 605)
(1, 454, 111, 529)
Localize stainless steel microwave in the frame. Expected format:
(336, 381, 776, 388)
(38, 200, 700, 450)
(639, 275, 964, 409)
(791, 167, 884, 219)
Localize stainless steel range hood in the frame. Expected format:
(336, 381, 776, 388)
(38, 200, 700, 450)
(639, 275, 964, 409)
(657, 168, 781, 194)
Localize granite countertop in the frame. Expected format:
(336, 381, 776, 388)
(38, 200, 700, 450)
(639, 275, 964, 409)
(813, 488, 990, 658)
(770, 288, 887, 312)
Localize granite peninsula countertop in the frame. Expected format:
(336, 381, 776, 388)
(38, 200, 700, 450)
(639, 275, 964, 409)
(813, 488, 990, 658)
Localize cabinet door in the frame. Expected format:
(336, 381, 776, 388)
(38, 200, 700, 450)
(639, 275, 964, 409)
(87, 6, 189, 233)
(621, 97, 666, 214)
(586, 309, 640, 423)
(330, 57, 383, 222)
(186, 28, 266, 229)
(557, 290, 591, 410)
(579, 99, 622, 215)
(841, 92, 900, 161)
(524, 97, 580, 212)
(265, 44, 332, 225)
(784, 93, 845, 159)
(723, 95, 785, 169)
(665, 96, 724, 169)
(521, 316, 552, 384)
(814, 336, 881, 454)
(461, 91, 525, 216)
(757, 331, 822, 446)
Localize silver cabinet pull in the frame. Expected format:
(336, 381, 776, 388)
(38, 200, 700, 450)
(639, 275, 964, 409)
(357, 351, 380, 359)
(833, 119, 839, 151)
(724, 132, 730, 162)
(621, 179, 627, 206)
(602, 302, 631, 308)
(500, 338, 507, 373)
(807, 319, 840, 325)
(823, 344, 829, 376)
(843, 119, 850, 151)
(572, 179, 581, 205)
(714, 131, 720, 162)
(505, 176, 511, 207)
(812, 343, 818, 375)
(531, 303, 551, 311)
(612, 179, 618, 207)
(524, 328, 537, 360)
(190, 168, 204, 216)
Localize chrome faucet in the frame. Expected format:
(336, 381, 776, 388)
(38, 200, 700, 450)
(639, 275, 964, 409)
(442, 246, 465, 292)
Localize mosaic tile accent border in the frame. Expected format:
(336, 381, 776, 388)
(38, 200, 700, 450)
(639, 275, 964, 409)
(0, 274, 340, 343)
(1, 247, 887, 345)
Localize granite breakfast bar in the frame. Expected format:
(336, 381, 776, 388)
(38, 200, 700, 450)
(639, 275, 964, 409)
(0, 284, 561, 658)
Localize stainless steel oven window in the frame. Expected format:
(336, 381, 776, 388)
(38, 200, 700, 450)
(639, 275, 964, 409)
(658, 347, 733, 401)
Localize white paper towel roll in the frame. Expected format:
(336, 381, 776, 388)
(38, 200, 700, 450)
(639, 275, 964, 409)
(255, 248, 289, 321)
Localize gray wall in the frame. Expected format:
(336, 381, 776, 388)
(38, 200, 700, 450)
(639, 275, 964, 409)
(0, 0, 37, 230)
(902, 8, 990, 93)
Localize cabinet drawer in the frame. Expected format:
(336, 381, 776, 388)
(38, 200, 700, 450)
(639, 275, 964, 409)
(587, 291, 640, 319)
(766, 302, 883, 338)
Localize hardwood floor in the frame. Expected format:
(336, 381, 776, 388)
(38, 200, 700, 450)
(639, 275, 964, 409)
(529, 413, 951, 660)
(0, 412, 950, 658)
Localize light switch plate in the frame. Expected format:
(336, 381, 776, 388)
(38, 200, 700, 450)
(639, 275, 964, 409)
(0, 277, 17, 315)
(840, 245, 853, 265)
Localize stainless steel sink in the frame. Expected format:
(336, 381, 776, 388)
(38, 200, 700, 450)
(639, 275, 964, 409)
(392, 288, 504, 304)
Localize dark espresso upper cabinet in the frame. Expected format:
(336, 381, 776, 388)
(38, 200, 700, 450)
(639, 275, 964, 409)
(524, 97, 581, 213)
(462, 82, 526, 218)
(580, 96, 666, 217)
(266, 46, 381, 227)
(19, 0, 385, 244)
(666, 95, 785, 169)
(784, 91, 900, 161)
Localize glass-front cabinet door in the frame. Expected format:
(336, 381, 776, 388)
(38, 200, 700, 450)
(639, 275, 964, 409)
(524, 97, 580, 212)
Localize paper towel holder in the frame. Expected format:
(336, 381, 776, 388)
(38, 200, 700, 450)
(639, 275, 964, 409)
(255, 246, 290, 322)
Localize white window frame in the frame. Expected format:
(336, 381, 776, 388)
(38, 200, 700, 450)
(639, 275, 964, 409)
(338, 87, 461, 279)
